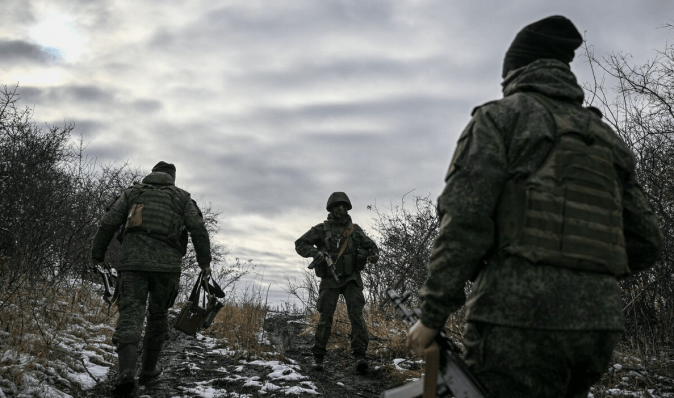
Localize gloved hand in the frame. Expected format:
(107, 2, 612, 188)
(407, 320, 438, 357)
(201, 266, 212, 279)
(313, 251, 325, 263)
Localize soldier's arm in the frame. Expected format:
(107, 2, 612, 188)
(418, 105, 509, 330)
(91, 192, 129, 263)
(617, 153, 663, 274)
(295, 226, 322, 258)
(184, 198, 212, 268)
(354, 225, 379, 256)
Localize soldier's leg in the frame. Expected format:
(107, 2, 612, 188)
(342, 281, 368, 357)
(564, 330, 619, 398)
(143, 271, 181, 350)
(113, 271, 150, 348)
(464, 322, 580, 398)
(111, 271, 149, 393)
(140, 271, 180, 381)
(311, 287, 340, 358)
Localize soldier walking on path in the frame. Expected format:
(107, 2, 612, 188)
(407, 16, 664, 398)
(295, 192, 379, 374)
(91, 161, 212, 395)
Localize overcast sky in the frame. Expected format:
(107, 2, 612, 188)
(2, 0, 672, 305)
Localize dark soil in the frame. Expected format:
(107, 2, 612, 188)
(81, 311, 407, 397)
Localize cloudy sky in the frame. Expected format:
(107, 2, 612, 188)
(2, 0, 672, 305)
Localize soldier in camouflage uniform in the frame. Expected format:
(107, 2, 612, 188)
(295, 192, 379, 374)
(91, 161, 212, 395)
(408, 16, 664, 398)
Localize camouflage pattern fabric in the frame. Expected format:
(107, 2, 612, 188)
(91, 171, 211, 272)
(418, 59, 663, 331)
(295, 214, 378, 290)
(463, 322, 618, 398)
(112, 271, 180, 350)
(312, 280, 368, 358)
(296, 213, 378, 357)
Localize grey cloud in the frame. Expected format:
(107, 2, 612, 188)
(15, 85, 113, 105)
(132, 99, 163, 113)
(0, 40, 54, 64)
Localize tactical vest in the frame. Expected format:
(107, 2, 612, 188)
(495, 93, 629, 276)
(125, 183, 185, 246)
(322, 221, 357, 276)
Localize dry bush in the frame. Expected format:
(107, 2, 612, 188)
(582, 34, 674, 355)
(0, 277, 117, 390)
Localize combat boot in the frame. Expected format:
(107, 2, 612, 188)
(355, 354, 368, 374)
(139, 348, 163, 381)
(112, 343, 138, 395)
(311, 356, 324, 371)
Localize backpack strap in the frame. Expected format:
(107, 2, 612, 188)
(323, 221, 332, 250)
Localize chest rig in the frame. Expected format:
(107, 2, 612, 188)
(495, 92, 629, 276)
(124, 183, 185, 246)
(323, 221, 355, 276)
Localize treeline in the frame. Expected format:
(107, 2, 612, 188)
(0, 84, 242, 301)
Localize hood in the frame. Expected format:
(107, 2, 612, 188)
(501, 59, 584, 104)
(141, 171, 175, 185)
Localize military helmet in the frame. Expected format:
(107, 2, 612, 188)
(326, 192, 352, 211)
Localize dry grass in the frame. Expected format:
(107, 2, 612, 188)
(200, 282, 281, 360)
(0, 276, 117, 391)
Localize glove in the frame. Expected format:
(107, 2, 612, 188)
(367, 255, 379, 264)
(312, 251, 325, 263)
(407, 320, 438, 358)
(201, 266, 212, 279)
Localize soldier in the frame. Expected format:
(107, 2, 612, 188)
(91, 161, 212, 395)
(407, 16, 663, 397)
(295, 192, 379, 374)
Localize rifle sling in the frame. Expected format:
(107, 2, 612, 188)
(335, 223, 352, 263)
(423, 343, 440, 398)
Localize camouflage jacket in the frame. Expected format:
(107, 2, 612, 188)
(419, 59, 663, 331)
(91, 172, 212, 273)
(295, 214, 379, 290)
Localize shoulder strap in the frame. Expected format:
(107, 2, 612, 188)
(335, 222, 353, 261)
(323, 221, 332, 249)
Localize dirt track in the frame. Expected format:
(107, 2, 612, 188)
(82, 312, 406, 397)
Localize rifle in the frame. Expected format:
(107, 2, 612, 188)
(307, 251, 340, 283)
(90, 262, 118, 305)
(381, 289, 487, 398)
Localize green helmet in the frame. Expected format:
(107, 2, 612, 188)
(326, 192, 352, 211)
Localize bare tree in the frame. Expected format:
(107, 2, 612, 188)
(582, 33, 674, 352)
(364, 193, 439, 307)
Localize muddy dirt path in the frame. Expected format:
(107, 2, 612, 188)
(82, 312, 405, 397)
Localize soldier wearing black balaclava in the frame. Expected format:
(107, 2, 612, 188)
(295, 192, 379, 374)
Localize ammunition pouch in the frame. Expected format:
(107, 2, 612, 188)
(314, 260, 328, 278)
(355, 249, 368, 272)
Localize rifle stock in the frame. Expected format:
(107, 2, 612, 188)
(382, 289, 487, 398)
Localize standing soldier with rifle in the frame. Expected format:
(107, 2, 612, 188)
(91, 161, 212, 395)
(295, 192, 379, 374)
(407, 16, 664, 398)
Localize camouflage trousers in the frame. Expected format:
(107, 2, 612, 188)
(112, 271, 181, 350)
(312, 280, 368, 358)
(463, 322, 619, 398)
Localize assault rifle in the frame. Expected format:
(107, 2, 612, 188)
(307, 251, 340, 283)
(381, 289, 487, 398)
(90, 262, 118, 305)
